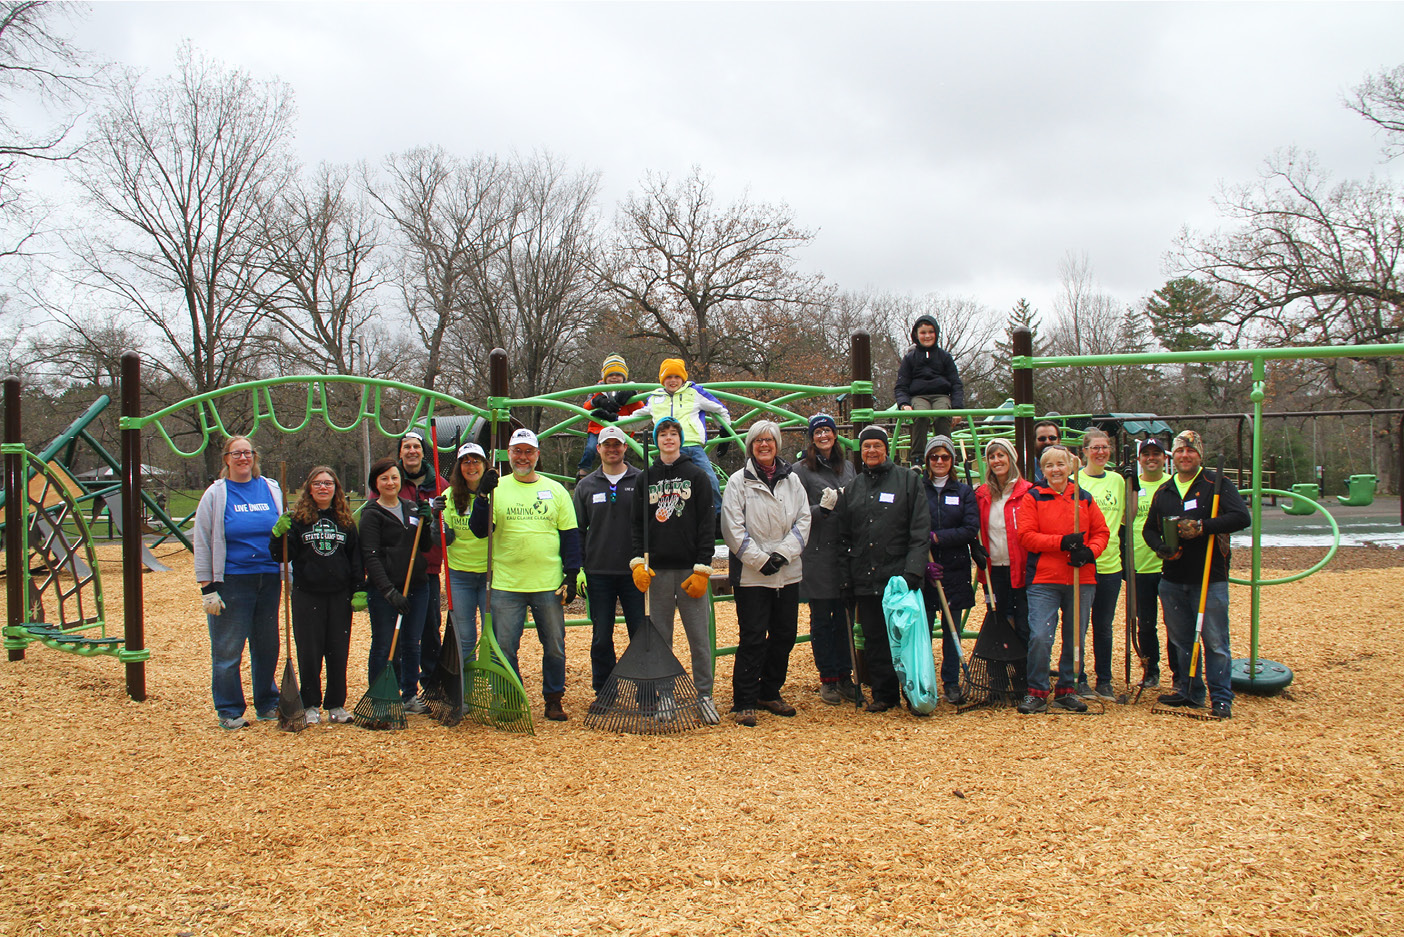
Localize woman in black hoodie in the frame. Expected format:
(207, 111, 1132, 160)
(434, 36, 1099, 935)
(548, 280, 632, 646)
(269, 466, 364, 725)
(359, 456, 438, 713)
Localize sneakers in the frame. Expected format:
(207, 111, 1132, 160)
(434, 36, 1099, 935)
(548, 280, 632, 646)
(1094, 681, 1118, 702)
(305, 706, 321, 725)
(1139, 670, 1161, 689)
(864, 699, 895, 713)
(943, 682, 966, 705)
(732, 708, 757, 727)
(837, 676, 861, 704)
(218, 715, 249, 730)
(817, 683, 843, 706)
(1017, 694, 1048, 714)
(1157, 692, 1204, 708)
(328, 707, 353, 724)
(1053, 693, 1088, 713)
(403, 697, 429, 715)
(1076, 680, 1095, 699)
(1212, 700, 1233, 720)
(697, 695, 720, 725)
(757, 697, 796, 717)
(255, 709, 277, 722)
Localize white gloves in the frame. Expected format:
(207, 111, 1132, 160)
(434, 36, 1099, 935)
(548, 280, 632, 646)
(820, 488, 838, 511)
(201, 590, 225, 616)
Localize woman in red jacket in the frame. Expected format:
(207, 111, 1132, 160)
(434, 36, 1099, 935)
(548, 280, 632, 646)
(974, 438, 1033, 647)
(1014, 445, 1109, 713)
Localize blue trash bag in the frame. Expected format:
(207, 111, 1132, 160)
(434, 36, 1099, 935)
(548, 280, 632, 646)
(882, 575, 939, 714)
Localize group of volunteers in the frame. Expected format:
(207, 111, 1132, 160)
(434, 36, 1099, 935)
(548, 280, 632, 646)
(192, 321, 1250, 731)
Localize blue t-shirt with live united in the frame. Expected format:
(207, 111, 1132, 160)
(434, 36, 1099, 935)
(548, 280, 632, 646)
(223, 478, 281, 575)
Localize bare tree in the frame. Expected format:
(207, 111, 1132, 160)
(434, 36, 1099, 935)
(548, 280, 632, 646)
(870, 291, 1001, 410)
(0, 0, 93, 258)
(371, 146, 509, 392)
(260, 162, 384, 376)
(70, 45, 294, 476)
(1345, 63, 1404, 160)
(596, 166, 822, 381)
(1042, 251, 1126, 413)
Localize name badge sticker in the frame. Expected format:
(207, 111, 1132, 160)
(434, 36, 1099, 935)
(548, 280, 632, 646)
(538, 490, 554, 500)
(592, 492, 607, 504)
(879, 492, 895, 504)
(1184, 498, 1198, 511)
(945, 495, 961, 505)
(408, 515, 419, 527)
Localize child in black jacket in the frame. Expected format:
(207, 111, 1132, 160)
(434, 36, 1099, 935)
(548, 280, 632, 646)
(895, 314, 964, 464)
(269, 466, 364, 724)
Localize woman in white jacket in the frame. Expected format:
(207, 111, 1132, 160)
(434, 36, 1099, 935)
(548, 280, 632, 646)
(721, 421, 811, 726)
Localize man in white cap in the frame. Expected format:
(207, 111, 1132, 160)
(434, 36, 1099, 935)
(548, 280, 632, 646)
(490, 428, 581, 721)
(571, 425, 645, 699)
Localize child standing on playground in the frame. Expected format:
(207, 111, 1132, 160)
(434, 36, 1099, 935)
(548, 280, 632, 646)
(193, 435, 284, 730)
(577, 355, 643, 479)
(895, 314, 964, 466)
(643, 359, 728, 511)
(269, 467, 364, 725)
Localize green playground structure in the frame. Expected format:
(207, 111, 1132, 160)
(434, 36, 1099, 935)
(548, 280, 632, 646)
(1283, 483, 1322, 515)
(6, 334, 1403, 702)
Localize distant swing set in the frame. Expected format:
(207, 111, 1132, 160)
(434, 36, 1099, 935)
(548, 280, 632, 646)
(4, 335, 1404, 702)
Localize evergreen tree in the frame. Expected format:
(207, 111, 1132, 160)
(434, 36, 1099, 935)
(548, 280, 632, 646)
(993, 297, 1040, 388)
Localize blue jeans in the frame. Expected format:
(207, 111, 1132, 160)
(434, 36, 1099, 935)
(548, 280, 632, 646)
(577, 431, 600, 472)
(1025, 583, 1094, 695)
(586, 572, 645, 691)
(491, 588, 567, 697)
(679, 444, 723, 510)
(923, 587, 970, 686)
(447, 568, 489, 667)
(208, 572, 281, 719)
(1078, 574, 1122, 684)
(1160, 579, 1234, 705)
(366, 582, 433, 701)
(807, 598, 851, 683)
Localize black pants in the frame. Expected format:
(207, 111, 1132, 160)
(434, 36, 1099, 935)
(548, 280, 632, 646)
(854, 594, 899, 706)
(292, 588, 352, 709)
(418, 573, 442, 686)
(732, 583, 799, 710)
(987, 565, 1030, 645)
(1135, 571, 1180, 683)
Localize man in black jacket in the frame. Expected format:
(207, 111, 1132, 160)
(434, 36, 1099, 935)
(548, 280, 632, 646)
(836, 426, 931, 712)
(895, 315, 964, 465)
(1143, 430, 1251, 719)
(572, 426, 645, 699)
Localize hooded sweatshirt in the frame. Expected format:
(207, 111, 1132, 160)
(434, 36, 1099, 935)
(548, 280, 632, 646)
(894, 314, 965, 408)
(631, 454, 716, 571)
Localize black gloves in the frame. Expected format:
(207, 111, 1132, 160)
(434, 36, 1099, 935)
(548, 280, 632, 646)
(715, 440, 732, 459)
(1059, 532, 1085, 552)
(609, 389, 633, 410)
(902, 572, 925, 592)
(443, 527, 456, 547)
(758, 552, 788, 576)
(385, 588, 410, 615)
(591, 408, 614, 423)
(970, 542, 989, 570)
(417, 499, 433, 522)
(1068, 545, 1095, 568)
(478, 469, 498, 496)
(562, 574, 577, 605)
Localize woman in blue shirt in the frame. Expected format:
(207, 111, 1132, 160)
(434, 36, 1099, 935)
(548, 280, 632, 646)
(193, 435, 284, 729)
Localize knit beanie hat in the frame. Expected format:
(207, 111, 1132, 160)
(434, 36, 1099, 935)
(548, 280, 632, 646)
(858, 425, 889, 449)
(808, 413, 837, 436)
(744, 420, 783, 459)
(658, 359, 688, 384)
(601, 355, 628, 381)
(653, 416, 683, 446)
(985, 437, 1019, 466)
(924, 435, 956, 463)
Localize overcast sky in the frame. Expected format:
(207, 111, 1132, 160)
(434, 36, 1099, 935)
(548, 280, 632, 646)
(66, 1, 1404, 320)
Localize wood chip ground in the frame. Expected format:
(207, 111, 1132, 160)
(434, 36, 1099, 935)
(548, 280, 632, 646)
(0, 545, 1400, 935)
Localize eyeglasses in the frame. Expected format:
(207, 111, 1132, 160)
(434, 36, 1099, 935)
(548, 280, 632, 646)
(228, 450, 255, 459)
(1036, 437, 1059, 444)
(310, 481, 335, 488)
(1086, 445, 1111, 453)
(929, 453, 953, 462)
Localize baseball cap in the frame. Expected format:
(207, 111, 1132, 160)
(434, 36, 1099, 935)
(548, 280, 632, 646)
(1137, 437, 1167, 454)
(508, 428, 540, 449)
(456, 442, 486, 461)
(597, 425, 629, 446)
